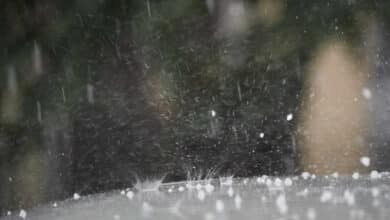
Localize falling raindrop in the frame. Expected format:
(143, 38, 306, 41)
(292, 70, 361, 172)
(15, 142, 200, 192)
(33, 41, 43, 75)
(7, 66, 17, 94)
(87, 83, 95, 104)
(237, 82, 242, 102)
(61, 87, 66, 103)
(36, 101, 42, 124)
(286, 113, 293, 121)
(146, 0, 151, 17)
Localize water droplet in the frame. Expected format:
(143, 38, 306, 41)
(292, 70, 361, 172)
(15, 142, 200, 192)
(284, 178, 293, 186)
(360, 156, 370, 167)
(73, 193, 80, 200)
(210, 110, 216, 117)
(19, 209, 27, 219)
(320, 191, 332, 203)
(301, 172, 310, 180)
(370, 170, 381, 179)
(362, 88, 372, 99)
(126, 191, 134, 200)
(259, 132, 264, 138)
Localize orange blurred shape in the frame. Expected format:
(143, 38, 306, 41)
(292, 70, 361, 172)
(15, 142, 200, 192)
(298, 41, 369, 174)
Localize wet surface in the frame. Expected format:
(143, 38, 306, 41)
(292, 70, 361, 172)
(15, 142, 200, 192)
(3, 173, 390, 220)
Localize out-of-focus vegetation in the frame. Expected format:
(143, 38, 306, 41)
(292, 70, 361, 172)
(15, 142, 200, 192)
(1, 0, 390, 214)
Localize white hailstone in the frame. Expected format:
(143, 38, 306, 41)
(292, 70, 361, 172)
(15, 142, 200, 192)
(227, 187, 234, 197)
(320, 191, 333, 203)
(276, 194, 288, 214)
(196, 183, 203, 190)
(274, 178, 283, 187)
(301, 172, 310, 180)
(215, 200, 224, 213)
(371, 188, 380, 197)
(178, 186, 185, 192)
(114, 214, 121, 220)
(205, 183, 215, 193)
(311, 174, 316, 179)
(370, 170, 381, 179)
(73, 193, 81, 200)
(126, 191, 134, 200)
(19, 210, 27, 219)
(307, 208, 317, 220)
(344, 190, 355, 206)
(197, 190, 206, 201)
(286, 113, 293, 121)
(168, 187, 174, 193)
(234, 194, 242, 210)
(284, 178, 293, 186)
(53, 202, 58, 208)
(360, 156, 370, 167)
(352, 172, 360, 180)
(331, 172, 339, 178)
(259, 132, 264, 138)
(362, 88, 372, 99)
(6, 211, 11, 216)
(120, 190, 125, 195)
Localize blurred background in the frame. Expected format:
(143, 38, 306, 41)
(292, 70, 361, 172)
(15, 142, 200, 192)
(1, 0, 390, 214)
